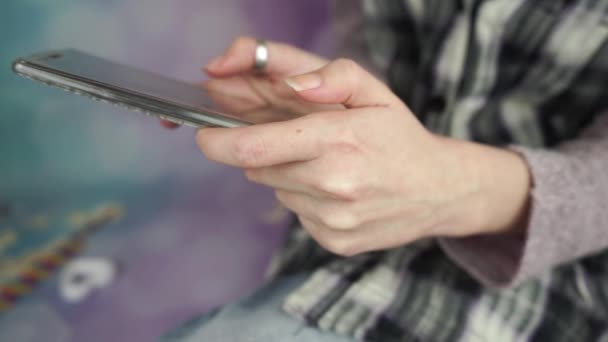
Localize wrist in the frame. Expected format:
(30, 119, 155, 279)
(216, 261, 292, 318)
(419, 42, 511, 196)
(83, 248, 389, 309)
(466, 142, 532, 236)
(437, 137, 532, 237)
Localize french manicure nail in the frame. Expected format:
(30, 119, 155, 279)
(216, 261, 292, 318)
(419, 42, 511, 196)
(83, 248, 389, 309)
(285, 73, 322, 92)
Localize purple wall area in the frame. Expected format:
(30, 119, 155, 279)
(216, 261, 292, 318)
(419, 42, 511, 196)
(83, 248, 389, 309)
(0, 1, 333, 341)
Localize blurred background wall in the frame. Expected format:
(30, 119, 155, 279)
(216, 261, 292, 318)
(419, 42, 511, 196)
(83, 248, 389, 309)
(0, 1, 332, 341)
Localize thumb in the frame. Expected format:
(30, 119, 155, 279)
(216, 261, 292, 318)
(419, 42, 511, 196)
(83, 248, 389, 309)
(284, 58, 403, 109)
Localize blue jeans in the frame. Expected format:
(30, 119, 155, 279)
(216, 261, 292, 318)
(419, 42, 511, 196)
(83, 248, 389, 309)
(161, 274, 356, 342)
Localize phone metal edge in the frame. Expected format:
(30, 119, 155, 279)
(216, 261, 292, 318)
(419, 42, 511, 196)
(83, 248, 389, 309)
(12, 56, 248, 129)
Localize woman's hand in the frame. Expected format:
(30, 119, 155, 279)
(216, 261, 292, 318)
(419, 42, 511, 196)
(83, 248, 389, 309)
(161, 36, 338, 129)
(196, 56, 532, 256)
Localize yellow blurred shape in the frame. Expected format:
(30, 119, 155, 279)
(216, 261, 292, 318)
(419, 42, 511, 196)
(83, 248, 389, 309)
(0, 229, 17, 254)
(26, 215, 50, 230)
(68, 202, 125, 231)
(68, 212, 87, 229)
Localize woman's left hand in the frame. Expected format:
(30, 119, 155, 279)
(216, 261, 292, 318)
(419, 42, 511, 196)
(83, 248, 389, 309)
(196, 58, 531, 256)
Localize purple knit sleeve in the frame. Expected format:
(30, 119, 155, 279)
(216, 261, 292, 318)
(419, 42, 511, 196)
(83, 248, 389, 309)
(440, 112, 608, 287)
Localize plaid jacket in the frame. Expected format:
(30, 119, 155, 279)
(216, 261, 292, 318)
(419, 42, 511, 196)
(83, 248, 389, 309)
(270, 0, 608, 341)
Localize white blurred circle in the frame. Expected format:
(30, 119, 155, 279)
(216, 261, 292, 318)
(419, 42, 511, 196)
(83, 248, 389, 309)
(59, 257, 117, 303)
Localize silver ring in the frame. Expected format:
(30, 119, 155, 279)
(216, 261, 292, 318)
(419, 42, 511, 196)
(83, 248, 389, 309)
(253, 39, 269, 72)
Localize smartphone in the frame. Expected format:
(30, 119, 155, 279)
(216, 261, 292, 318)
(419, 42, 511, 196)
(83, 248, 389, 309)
(12, 49, 281, 128)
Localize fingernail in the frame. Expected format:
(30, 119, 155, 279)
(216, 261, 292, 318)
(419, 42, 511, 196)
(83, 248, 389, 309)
(205, 56, 224, 70)
(285, 73, 322, 92)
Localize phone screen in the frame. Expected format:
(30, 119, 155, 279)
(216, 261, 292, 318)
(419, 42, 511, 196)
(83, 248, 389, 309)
(19, 49, 288, 126)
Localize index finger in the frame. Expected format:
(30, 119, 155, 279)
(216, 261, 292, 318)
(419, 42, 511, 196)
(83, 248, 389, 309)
(205, 36, 328, 78)
(196, 115, 325, 168)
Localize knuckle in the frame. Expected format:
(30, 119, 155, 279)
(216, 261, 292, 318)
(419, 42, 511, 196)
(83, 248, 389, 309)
(324, 239, 358, 257)
(329, 126, 359, 149)
(233, 134, 269, 167)
(334, 58, 361, 75)
(316, 209, 333, 228)
(319, 210, 359, 231)
(334, 58, 361, 83)
(316, 177, 362, 201)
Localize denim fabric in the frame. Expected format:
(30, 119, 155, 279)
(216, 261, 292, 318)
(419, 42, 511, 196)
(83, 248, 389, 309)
(161, 273, 356, 342)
